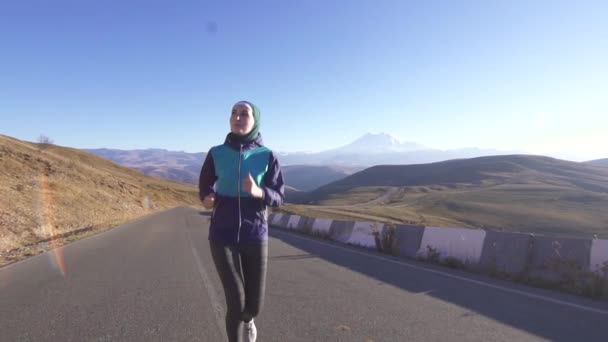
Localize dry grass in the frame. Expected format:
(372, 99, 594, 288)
(280, 182, 608, 238)
(0, 135, 200, 266)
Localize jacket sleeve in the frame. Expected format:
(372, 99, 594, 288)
(261, 151, 285, 207)
(198, 150, 217, 202)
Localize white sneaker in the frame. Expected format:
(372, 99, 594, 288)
(243, 319, 257, 342)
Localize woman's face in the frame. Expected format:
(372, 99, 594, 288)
(230, 103, 255, 136)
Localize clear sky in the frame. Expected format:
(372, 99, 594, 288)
(1, 0, 606, 161)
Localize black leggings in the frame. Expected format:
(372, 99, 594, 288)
(209, 240, 268, 342)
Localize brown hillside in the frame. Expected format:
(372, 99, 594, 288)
(283, 155, 608, 238)
(0, 135, 200, 266)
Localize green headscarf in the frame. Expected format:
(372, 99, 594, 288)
(230, 100, 261, 143)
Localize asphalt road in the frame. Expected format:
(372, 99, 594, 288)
(2, 206, 608, 341)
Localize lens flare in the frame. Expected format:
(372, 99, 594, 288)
(37, 170, 66, 276)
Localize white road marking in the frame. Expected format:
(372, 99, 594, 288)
(190, 244, 227, 339)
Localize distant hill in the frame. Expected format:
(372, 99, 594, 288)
(84, 148, 205, 184)
(587, 158, 608, 167)
(311, 154, 608, 196)
(1, 135, 199, 266)
(282, 164, 363, 192)
(284, 185, 303, 200)
(284, 155, 608, 238)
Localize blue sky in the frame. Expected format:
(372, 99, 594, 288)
(1, 0, 606, 161)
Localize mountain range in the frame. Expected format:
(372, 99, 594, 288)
(587, 158, 608, 167)
(85, 133, 521, 190)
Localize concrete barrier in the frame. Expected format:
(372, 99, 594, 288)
(479, 231, 533, 277)
(296, 216, 316, 234)
(345, 221, 379, 249)
(392, 224, 425, 258)
(270, 213, 283, 226)
(286, 215, 302, 230)
(278, 214, 291, 227)
(311, 218, 334, 238)
(590, 239, 608, 276)
(526, 236, 592, 283)
(328, 220, 355, 243)
(417, 226, 486, 266)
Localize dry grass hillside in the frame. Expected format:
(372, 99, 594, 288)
(0, 135, 200, 266)
(282, 155, 608, 238)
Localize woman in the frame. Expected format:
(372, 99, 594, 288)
(199, 101, 284, 342)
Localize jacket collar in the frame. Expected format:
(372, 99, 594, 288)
(224, 132, 264, 151)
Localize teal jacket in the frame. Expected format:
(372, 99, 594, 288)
(199, 133, 285, 245)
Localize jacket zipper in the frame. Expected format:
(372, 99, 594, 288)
(236, 144, 243, 244)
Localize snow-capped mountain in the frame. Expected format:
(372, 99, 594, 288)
(330, 133, 427, 153)
(278, 133, 516, 166)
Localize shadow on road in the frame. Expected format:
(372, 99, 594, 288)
(269, 228, 608, 342)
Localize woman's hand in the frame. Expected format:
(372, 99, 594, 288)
(243, 173, 264, 199)
(202, 193, 215, 209)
